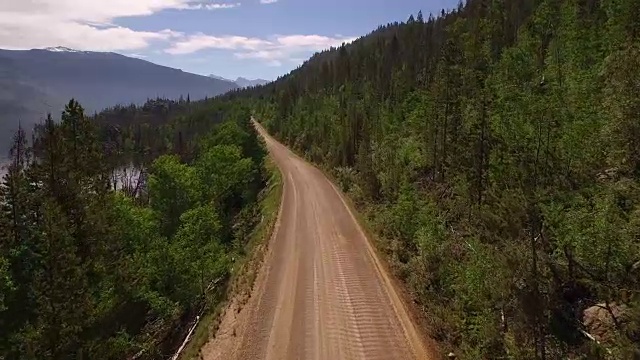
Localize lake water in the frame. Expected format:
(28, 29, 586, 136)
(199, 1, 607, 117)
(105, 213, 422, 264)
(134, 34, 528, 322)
(112, 165, 145, 195)
(0, 162, 144, 194)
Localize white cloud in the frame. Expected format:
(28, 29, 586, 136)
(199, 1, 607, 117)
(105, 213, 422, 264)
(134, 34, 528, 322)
(0, 0, 355, 69)
(166, 34, 356, 65)
(204, 2, 241, 9)
(165, 34, 272, 54)
(260, 0, 278, 4)
(0, 0, 238, 52)
(276, 35, 351, 49)
(181, 2, 241, 10)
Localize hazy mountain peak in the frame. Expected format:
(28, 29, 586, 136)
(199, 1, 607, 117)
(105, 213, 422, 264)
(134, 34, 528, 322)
(235, 77, 270, 88)
(0, 49, 239, 151)
(208, 74, 268, 88)
(209, 74, 232, 82)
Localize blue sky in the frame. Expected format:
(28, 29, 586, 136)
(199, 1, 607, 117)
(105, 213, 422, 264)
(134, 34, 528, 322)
(0, 0, 459, 80)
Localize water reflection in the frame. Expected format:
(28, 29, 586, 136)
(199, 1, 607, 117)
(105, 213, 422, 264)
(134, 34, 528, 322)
(111, 165, 146, 197)
(0, 162, 145, 197)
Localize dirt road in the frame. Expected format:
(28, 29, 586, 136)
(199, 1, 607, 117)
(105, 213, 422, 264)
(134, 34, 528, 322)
(201, 122, 433, 360)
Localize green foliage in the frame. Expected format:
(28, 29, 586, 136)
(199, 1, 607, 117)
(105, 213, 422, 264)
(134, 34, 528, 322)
(0, 97, 267, 358)
(195, 145, 253, 204)
(239, 0, 640, 357)
(149, 155, 201, 236)
(0, 256, 12, 312)
(168, 205, 228, 305)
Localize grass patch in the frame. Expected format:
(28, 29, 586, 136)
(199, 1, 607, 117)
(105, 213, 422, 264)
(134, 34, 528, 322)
(177, 157, 283, 360)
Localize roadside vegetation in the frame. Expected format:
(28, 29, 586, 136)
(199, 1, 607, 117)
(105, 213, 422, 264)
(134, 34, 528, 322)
(177, 156, 282, 360)
(236, 0, 640, 358)
(0, 98, 268, 359)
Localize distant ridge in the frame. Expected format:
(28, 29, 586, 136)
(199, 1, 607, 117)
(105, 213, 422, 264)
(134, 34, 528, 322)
(209, 74, 270, 88)
(0, 48, 238, 152)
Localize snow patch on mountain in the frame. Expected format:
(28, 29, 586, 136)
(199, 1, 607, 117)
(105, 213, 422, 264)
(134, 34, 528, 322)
(43, 46, 86, 53)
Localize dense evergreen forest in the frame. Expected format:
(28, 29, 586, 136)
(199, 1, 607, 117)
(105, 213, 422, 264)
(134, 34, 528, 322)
(229, 0, 639, 358)
(0, 96, 267, 359)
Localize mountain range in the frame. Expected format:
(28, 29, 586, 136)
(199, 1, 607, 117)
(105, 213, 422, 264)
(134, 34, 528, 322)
(0, 47, 239, 153)
(209, 74, 270, 88)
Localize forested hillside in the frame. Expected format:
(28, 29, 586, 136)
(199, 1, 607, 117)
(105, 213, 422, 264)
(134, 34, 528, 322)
(0, 48, 238, 152)
(0, 96, 267, 359)
(1, 0, 638, 358)
(234, 0, 640, 358)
